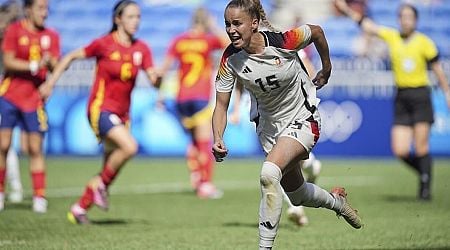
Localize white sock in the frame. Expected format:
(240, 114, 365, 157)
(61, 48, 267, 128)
(6, 149, 22, 192)
(259, 161, 283, 249)
(285, 181, 336, 210)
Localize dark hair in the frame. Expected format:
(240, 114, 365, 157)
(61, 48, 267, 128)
(398, 3, 418, 20)
(226, 0, 278, 32)
(23, 0, 34, 8)
(110, 0, 137, 33)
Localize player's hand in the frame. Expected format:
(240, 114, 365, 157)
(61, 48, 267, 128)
(212, 139, 228, 162)
(39, 82, 53, 102)
(312, 68, 331, 90)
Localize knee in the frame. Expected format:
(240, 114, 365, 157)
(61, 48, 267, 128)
(27, 144, 42, 157)
(260, 161, 282, 188)
(122, 141, 138, 158)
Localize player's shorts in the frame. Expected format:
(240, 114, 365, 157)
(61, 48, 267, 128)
(394, 86, 434, 126)
(176, 100, 212, 129)
(0, 97, 47, 134)
(258, 115, 320, 158)
(88, 111, 128, 141)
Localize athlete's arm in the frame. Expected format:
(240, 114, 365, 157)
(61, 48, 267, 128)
(307, 24, 331, 89)
(334, 0, 381, 36)
(212, 91, 232, 162)
(229, 81, 243, 124)
(2, 51, 39, 73)
(431, 60, 450, 109)
(39, 48, 86, 101)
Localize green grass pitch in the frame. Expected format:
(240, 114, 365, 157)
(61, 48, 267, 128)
(0, 157, 449, 249)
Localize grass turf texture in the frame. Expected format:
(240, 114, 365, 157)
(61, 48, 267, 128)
(0, 157, 449, 249)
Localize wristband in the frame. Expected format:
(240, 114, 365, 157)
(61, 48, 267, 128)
(29, 61, 39, 75)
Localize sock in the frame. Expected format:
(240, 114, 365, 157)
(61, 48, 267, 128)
(0, 168, 5, 193)
(400, 154, 420, 173)
(186, 144, 200, 172)
(100, 164, 118, 186)
(31, 171, 45, 197)
(417, 154, 432, 186)
(285, 181, 336, 210)
(196, 140, 214, 183)
(6, 149, 22, 191)
(78, 186, 94, 210)
(259, 161, 283, 249)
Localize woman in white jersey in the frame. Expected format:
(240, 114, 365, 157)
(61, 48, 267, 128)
(212, 0, 362, 249)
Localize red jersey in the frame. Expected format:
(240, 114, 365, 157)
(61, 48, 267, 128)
(85, 32, 153, 121)
(0, 20, 60, 112)
(167, 32, 223, 102)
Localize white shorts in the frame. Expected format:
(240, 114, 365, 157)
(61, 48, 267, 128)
(258, 117, 320, 157)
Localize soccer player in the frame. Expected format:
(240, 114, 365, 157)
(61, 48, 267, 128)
(212, 0, 362, 248)
(41, 0, 160, 224)
(0, 0, 60, 213)
(158, 7, 228, 199)
(335, 0, 450, 200)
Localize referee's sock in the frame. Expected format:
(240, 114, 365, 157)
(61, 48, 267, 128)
(400, 154, 421, 174)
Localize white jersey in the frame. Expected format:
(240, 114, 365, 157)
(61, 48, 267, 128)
(216, 25, 321, 154)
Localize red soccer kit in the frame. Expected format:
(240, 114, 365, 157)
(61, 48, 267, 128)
(167, 32, 223, 102)
(85, 32, 154, 122)
(0, 20, 60, 112)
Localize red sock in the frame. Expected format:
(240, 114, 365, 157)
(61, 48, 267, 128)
(0, 168, 5, 193)
(31, 171, 45, 197)
(196, 140, 214, 183)
(186, 144, 200, 172)
(78, 186, 94, 210)
(100, 164, 118, 186)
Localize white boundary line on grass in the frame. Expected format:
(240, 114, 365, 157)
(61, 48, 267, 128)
(43, 176, 381, 198)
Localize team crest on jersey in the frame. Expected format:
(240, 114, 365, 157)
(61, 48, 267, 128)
(19, 36, 29, 46)
(274, 57, 282, 66)
(40, 35, 50, 50)
(133, 52, 142, 66)
(109, 51, 121, 61)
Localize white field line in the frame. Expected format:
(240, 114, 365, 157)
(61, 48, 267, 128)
(37, 176, 381, 198)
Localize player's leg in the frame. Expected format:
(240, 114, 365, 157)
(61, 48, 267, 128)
(6, 148, 23, 203)
(301, 152, 321, 183)
(0, 129, 13, 212)
(0, 98, 17, 211)
(193, 121, 222, 199)
(413, 122, 432, 200)
(391, 125, 418, 172)
(283, 186, 308, 226)
(27, 132, 47, 213)
(186, 143, 201, 189)
(22, 107, 48, 213)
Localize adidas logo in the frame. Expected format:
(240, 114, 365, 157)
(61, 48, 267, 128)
(260, 221, 276, 229)
(242, 66, 252, 73)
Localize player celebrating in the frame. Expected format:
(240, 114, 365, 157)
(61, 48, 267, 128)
(41, 0, 160, 224)
(0, 0, 60, 213)
(159, 7, 228, 199)
(212, 0, 362, 248)
(334, 0, 450, 200)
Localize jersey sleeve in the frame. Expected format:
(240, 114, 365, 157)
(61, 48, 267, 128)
(141, 43, 154, 70)
(281, 25, 312, 51)
(215, 48, 236, 92)
(1, 24, 17, 53)
(377, 26, 398, 45)
(421, 35, 439, 62)
(49, 32, 61, 59)
(83, 38, 103, 58)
